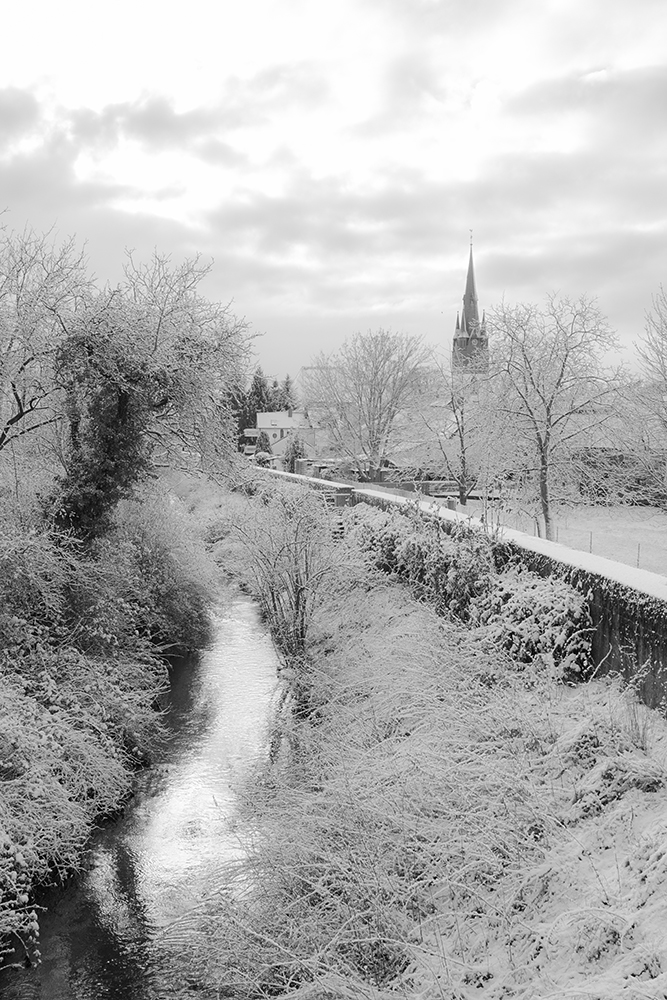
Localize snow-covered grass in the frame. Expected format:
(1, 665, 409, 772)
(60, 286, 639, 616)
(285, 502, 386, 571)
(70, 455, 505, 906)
(172, 484, 667, 999)
(486, 503, 667, 577)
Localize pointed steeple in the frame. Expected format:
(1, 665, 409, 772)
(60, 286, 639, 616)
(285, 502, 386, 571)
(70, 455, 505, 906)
(452, 237, 488, 373)
(462, 243, 480, 334)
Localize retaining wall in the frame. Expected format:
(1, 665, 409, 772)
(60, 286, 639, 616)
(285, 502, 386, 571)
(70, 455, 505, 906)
(268, 468, 667, 709)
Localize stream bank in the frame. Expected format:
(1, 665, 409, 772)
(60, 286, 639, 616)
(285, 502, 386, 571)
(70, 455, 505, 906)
(0, 595, 278, 1000)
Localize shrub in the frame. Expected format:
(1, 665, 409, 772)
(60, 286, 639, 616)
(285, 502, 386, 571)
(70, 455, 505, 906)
(282, 432, 307, 473)
(0, 479, 216, 960)
(346, 505, 495, 618)
(173, 567, 561, 996)
(343, 502, 592, 672)
(229, 481, 339, 716)
(93, 488, 216, 655)
(469, 567, 594, 680)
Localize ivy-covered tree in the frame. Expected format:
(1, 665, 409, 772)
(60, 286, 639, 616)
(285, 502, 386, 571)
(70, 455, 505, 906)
(49, 251, 249, 539)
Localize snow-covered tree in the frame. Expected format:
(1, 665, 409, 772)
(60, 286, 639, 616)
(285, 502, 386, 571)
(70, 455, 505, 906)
(304, 329, 428, 479)
(489, 295, 622, 539)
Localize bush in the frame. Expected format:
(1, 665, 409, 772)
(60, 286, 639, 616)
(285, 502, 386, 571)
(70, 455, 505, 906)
(0, 480, 217, 960)
(282, 432, 307, 473)
(345, 505, 496, 618)
(100, 488, 216, 655)
(469, 567, 594, 680)
(173, 566, 562, 996)
(343, 502, 592, 672)
(225, 481, 339, 716)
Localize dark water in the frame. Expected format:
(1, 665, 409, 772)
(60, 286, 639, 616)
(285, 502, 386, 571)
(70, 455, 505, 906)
(0, 597, 278, 1000)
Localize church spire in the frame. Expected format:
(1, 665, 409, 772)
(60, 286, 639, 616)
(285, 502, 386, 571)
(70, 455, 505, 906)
(462, 242, 480, 334)
(452, 238, 488, 372)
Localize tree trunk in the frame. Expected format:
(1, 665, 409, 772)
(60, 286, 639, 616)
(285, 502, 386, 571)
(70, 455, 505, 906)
(539, 454, 555, 540)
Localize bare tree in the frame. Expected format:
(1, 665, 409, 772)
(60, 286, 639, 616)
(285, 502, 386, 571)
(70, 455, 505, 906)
(490, 295, 622, 539)
(637, 285, 667, 388)
(619, 285, 667, 503)
(303, 329, 428, 479)
(0, 228, 91, 455)
(416, 361, 506, 506)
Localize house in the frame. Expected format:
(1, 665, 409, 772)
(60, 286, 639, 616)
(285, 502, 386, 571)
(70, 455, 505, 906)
(243, 409, 332, 459)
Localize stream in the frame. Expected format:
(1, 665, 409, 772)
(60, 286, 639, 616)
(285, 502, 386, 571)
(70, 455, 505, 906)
(0, 595, 278, 1000)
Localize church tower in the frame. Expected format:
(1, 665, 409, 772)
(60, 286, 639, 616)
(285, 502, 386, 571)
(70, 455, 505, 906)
(452, 241, 488, 372)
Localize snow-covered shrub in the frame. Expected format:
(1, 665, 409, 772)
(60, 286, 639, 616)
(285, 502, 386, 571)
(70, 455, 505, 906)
(230, 482, 339, 720)
(344, 503, 593, 676)
(470, 568, 594, 680)
(0, 479, 215, 961)
(346, 506, 498, 619)
(444, 523, 496, 618)
(103, 487, 216, 655)
(345, 505, 405, 575)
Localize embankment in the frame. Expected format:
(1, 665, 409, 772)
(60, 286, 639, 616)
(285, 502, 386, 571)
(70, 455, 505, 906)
(177, 474, 667, 999)
(0, 480, 216, 964)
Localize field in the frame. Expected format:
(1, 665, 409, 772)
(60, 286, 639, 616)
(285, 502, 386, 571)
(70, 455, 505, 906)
(471, 503, 667, 577)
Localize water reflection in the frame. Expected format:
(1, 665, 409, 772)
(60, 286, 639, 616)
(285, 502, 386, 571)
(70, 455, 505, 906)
(0, 597, 278, 1000)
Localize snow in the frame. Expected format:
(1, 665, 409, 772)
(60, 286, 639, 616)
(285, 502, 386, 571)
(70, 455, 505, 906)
(271, 470, 667, 603)
(359, 484, 667, 603)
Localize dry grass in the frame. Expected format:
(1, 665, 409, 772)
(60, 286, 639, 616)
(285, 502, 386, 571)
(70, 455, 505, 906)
(161, 485, 667, 999)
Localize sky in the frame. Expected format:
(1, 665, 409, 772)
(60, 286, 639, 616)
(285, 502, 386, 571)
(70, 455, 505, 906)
(1, 0, 666, 380)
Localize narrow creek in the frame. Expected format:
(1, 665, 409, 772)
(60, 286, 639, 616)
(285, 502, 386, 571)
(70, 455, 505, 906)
(0, 594, 278, 1000)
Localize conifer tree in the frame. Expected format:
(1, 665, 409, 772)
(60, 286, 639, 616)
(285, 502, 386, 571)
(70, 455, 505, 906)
(280, 373, 298, 410)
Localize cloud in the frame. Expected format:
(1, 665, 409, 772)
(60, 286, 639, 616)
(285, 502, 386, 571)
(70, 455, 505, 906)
(67, 64, 329, 157)
(507, 65, 667, 149)
(0, 88, 41, 148)
(350, 52, 447, 137)
(69, 98, 226, 150)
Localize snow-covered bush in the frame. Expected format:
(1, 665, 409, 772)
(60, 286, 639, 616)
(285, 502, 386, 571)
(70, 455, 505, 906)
(469, 567, 593, 680)
(346, 505, 405, 575)
(345, 505, 495, 617)
(343, 503, 593, 675)
(0, 479, 216, 961)
(228, 481, 340, 718)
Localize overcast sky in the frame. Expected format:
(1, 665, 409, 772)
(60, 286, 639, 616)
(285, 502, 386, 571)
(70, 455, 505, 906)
(1, 0, 666, 378)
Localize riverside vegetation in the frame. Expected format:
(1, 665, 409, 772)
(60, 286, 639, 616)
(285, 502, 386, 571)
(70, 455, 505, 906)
(0, 481, 217, 964)
(0, 227, 248, 965)
(166, 473, 667, 1000)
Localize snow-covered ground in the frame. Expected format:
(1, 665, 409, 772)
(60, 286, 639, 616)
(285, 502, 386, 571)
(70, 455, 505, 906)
(490, 504, 667, 578)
